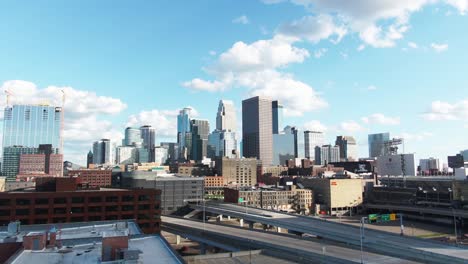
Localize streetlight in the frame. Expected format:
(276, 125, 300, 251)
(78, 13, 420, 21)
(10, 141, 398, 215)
(360, 216, 368, 264)
(451, 207, 458, 245)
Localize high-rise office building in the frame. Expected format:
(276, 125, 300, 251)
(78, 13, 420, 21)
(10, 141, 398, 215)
(315, 145, 340, 165)
(335, 136, 358, 161)
(209, 100, 238, 159)
(2, 105, 62, 150)
(242, 96, 273, 166)
(272, 100, 284, 134)
(460, 150, 468, 162)
(124, 127, 141, 146)
(368, 133, 390, 158)
(177, 108, 192, 160)
(86, 150, 93, 168)
(92, 139, 114, 165)
(116, 146, 137, 165)
(207, 130, 237, 159)
(140, 125, 156, 161)
(190, 119, 210, 161)
(154, 147, 168, 164)
(304, 131, 324, 160)
(160, 142, 179, 163)
(2, 104, 62, 180)
(272, 126, 298, 165)
(216, 100, 237, 132)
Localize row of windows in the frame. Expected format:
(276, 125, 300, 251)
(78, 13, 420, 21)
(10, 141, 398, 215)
(0, 195, 156, 206)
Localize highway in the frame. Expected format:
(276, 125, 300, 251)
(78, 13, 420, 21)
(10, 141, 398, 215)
(192, 203, 468, 264)
(365, 203, 468, 218)
(162, 216, 419, 264)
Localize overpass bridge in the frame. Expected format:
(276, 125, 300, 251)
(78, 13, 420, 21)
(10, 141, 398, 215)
(190, 203, 468, 264)
(162, 216, 419, 264)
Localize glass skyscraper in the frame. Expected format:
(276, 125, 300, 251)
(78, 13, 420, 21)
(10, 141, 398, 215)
(368, 132, 390, 158)
(2, 105, 62, 179)
(242, 96, 273, 166)
(3, 105, 62, 150)
(177, 107, 192, 160)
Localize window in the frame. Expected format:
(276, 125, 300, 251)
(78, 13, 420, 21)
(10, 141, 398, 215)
(35, 198, 49, 205)
(0, 199, 10, 206)
(71, 197, 84, 204)
(16, 199, 30, 206)
(106, 196, 118, 203)
(122, 205, 134, 211)
(16, 209, 29, 216)
(88, 196, 102, 203)
(35, 208, 48, 215)
(54, 197, 67, 204)
(88, 206, 102, 213)
(122, 195, 134, 202)
(138, 195, 149, 201)
(53, 208, 67, 214)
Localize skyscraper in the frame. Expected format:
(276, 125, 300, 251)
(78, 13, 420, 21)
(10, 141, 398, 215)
(116, 146, 137, 165)
(315, 145, 340, 165)
(304, 131, 324, 160)
(190, 119, 210, 161)
(242, 96, 273, 166)
(272, 100, 283, 134)
(2, 104, 62, 179)
(92, 139, 114, 165)
(87, 150, 93, 168)
(335, 136, 358, 161)
(2, 105, 62, 150)
(177, 107, 192, 160)
(272, 126, 297, 165)
(208, 130, 237, 159)
(216, 100, 236, 132)
(140, 125, 156, 161)
(209, 100, 238, 159)
(368, 133, 390, 158)
(124, 127, 141, 146)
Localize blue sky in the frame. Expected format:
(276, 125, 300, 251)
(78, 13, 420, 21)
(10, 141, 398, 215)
(0, 0, 467, 165)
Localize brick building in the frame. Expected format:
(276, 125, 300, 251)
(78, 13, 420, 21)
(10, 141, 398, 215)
(0, 177, 161, 234)
(204, 176, 225, 198)
(67, 169, 112, 188)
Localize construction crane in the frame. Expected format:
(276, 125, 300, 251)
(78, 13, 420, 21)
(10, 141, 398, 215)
(60, 90, 65, 176)
(4, 89, 13, 106)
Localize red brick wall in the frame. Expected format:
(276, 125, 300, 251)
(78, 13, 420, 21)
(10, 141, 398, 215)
(223, 188, 240, 203)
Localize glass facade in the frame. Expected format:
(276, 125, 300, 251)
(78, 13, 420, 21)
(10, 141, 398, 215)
(207, 130, 237, 158)
(273, 133, 295, 166)
(242, 96, 273, 166)
(368, 133, 390, 158)
(2, 105, 61, 149)
(304, 131, 324, 160)
(177, 108, 191, 160)
(124, 127, 141, 146)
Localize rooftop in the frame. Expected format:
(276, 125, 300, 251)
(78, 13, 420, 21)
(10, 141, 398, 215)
(0, 220, 140, 243)
(8, 236, 182, 264)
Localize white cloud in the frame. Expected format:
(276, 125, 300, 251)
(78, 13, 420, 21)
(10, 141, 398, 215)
(0, 80, 127, 165)
(314, 48, 328, 58)
(340, 51, 349, 59)
(339, 120, 363, 132)
(264, 0, 468, 48)
(367, 85, 378, 91)
(183, 35, 327, 116)
(445, 0, 468, 14)
(397, 131, 434, 141)
(362, 113, 401, 125)
(182, 78, 226, 92)
(408, 41, 419, 48)
(126, 107, 199, 140)
(422, 99, 468, 120)
(357, 44, 366, 51)
(232, 15, 249, 24)
(209, 50, 217, 56)
(303, 120, 328, 132)
(431, 42, 449, 52)
(277, 15, 347, 44)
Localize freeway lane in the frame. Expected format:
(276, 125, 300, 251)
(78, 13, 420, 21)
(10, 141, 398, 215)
(162, 216, 419, 264)
(192, 203, 468, 264)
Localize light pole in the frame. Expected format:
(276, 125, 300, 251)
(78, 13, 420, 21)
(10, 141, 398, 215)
(451, 207, 458, 245)
(360, 216, 367, 264)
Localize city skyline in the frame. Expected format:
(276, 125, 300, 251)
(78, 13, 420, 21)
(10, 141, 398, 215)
(1, 1, 468, 165)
